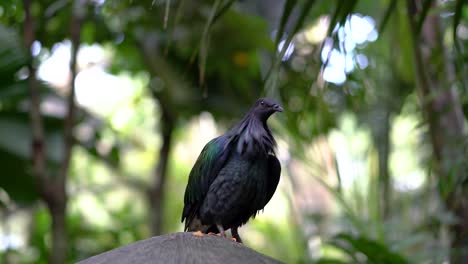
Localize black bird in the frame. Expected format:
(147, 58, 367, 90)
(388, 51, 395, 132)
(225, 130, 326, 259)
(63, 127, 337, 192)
(181, 98, 283, 243)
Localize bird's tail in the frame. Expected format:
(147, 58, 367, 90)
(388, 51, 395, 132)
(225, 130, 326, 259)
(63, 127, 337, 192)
(185, 216, 212, 233)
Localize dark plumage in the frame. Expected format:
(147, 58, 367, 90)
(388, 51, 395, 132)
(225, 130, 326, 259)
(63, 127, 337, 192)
(181, 98, 283, 243)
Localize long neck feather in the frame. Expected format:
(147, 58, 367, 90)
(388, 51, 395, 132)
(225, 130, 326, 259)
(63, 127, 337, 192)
(226, 112, 276, 156)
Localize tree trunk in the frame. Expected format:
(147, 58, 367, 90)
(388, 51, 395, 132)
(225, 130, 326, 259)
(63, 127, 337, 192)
(148, 102, 174, 235)
(48, 199, 67, 264)
(376, 110, 391, 219)
(406, 1, 467, 262)
(23, 0, 71, 263)
(136, 35, 178, 236)
(47, 2, 83, 263)
(23, 0, 83, 262)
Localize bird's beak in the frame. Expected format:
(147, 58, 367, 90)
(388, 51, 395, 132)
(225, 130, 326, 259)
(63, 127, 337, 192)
(274, 104, 284, 112)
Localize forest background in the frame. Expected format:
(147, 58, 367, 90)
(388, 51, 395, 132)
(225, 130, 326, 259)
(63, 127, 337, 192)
(0, 0, 467, 263)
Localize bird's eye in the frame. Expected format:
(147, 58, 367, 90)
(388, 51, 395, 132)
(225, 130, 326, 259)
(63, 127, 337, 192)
(260, 101, 265, 106)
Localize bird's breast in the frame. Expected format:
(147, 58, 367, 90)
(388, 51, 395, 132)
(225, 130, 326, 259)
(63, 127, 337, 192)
(221, 154, 269, 190)
(200, 154, 271, 227)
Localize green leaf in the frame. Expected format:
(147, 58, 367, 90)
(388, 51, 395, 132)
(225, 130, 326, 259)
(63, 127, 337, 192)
(275, 0, 298, 45)
(0, 24, 28, 82)
(315, 258, 350, 264)
(292, 0, 318, 35)
(265, 0, 317, 95)
(0, 81, 29, 108)
(0, 111, 64, 163)
(453, 0, 465, 51)
(199, 0, 222, 86)
(416, 0, 434, 35)
(330, 233, 410, 264)
(163, 0, 171, 29)
(212, 0, 237, 25)
(0, 148, 38, 205)
(338, 0, 358, 26)
(378, 0, 398, 33)
(327, 0, 344, 36)
(109, 144, 121, 167)
(164, 0, 188, 54)
(326, 0, 358, 37)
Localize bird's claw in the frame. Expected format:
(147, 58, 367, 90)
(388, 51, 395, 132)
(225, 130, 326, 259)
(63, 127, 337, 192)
(208, 232, 216, 235)
(193, 231, 204, 237)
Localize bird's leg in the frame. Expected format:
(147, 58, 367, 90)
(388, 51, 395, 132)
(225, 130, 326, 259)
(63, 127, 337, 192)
(231, 227, 243, 243)
(216, 223, 226, 237)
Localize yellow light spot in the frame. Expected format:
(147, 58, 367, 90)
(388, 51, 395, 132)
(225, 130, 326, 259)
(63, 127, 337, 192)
(304, 16, 329, 44)
(233, 52, 249, 67)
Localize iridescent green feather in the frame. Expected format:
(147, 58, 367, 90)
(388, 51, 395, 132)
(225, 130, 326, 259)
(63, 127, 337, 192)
(182, 136, 230, 223)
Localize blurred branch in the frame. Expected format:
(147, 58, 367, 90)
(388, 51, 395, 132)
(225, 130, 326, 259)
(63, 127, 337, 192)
(327, 0, 358, 36)
(44, 0, 69, 18)
(371, 109, 392, 219)
(274, 0, 297, 45)
(212, 0, 237, 25)
(23, 0, 71, 262)
(135, 37, 178, 235)
(163, 0, 171, 29)
(59, 0, 82, 191)
(147, 64, 175, 235)
(176, 0, 235, 84)
(453, 0, 464, 52)
(199, 0, 222, 87)
(378, 0, 397, 33)
(48, 0, 84, 263)
(406, 0, 467, 262)
(415, 0, 434, 35)
(264, 0, 316, 95)
(23, 0, 49, 198)
(164, 0, 187, 55)
(148, 106, 174, 235)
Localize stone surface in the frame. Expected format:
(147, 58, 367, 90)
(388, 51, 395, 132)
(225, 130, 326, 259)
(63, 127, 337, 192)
(77, 232, 284, 264)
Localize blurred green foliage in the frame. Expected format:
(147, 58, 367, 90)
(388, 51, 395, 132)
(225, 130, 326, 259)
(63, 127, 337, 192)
(0, 0, 467, 263)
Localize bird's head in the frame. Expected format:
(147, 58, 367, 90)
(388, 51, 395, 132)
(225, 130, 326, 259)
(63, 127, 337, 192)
(251, 98, 283, 121)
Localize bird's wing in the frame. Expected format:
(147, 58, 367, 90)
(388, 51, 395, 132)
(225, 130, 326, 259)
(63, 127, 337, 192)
(181, 136, 231, 227)
(259, 154, 281, 210)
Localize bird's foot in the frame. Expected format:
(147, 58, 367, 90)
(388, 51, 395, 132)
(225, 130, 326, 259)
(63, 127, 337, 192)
(230, 237, 237, 242)
(231, 227, 243, 244)
(208, 232, 216, 235)
(193, 231, 204, 237)
(216, 224, 226, 237)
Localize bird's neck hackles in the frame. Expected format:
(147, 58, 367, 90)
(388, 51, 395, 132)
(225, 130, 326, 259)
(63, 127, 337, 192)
(227, 113, 276, 157)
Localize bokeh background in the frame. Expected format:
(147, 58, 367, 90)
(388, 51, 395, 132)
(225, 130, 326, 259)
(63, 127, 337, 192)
(0, 0, 467, 263)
